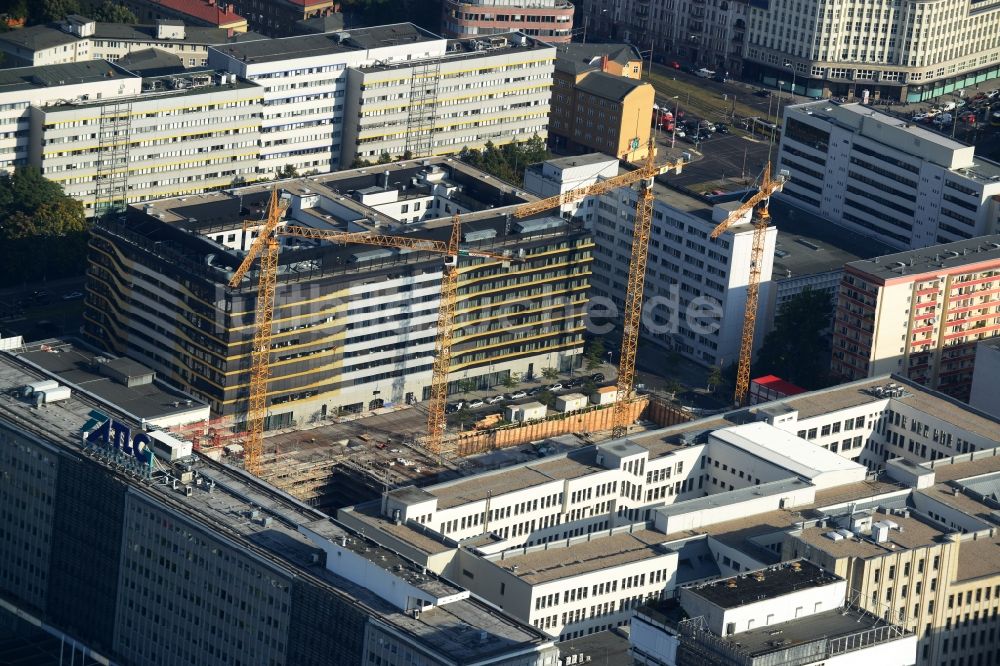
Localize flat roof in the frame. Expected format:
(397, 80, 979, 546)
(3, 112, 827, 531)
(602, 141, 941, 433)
(687, 560, 837, 609)
(0, 352, 551, 660)
(556, 629, 631, 663)
(576, 70, 648, 102)
(656, 478, 814, 518)
(769, 199, 894, 280)
(15, 340, 205, 422)
(0, 24, 78, 50)
(712, 422, 863, 479)
(211, 23, 438, 64)
(731, 606, 910, 657)
(794, 510, 949, 559)
(845, 234, 1000, 283)
(491, 529, 676, 584)
(0, 60, 135, 94)
(955, 534, 1000, 582)
(42, 70, 261, 111)
(538, 153, 617, 170)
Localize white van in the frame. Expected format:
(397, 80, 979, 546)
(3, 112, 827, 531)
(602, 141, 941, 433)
(696, 68, 716, 78)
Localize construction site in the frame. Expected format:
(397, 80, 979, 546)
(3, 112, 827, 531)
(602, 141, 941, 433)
(78, 145, 775, 512)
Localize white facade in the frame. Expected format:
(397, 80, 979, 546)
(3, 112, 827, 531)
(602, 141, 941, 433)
(777, 102, 1000, 250)
(0, 63, 141, 174)
(969, 339, 1000, 419)
(31, 71, 264, 215)
(745, 0, 1000, 102)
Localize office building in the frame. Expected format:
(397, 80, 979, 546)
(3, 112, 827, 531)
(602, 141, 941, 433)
(0, 16, 258, 70)
(83, 157, 591, 427)
(631, 560, 917, 666)
(968, 339, 1000, 418)
(831, 235, 1000, 402)
(32, 68, 264, 216)
(343, 373, 1000, 664)
(777, 102, 1000, 250)
(548, 48, 654, 161)
(210, 26, 553, 175)
(578, 0, 748, 79)
(442, 0, 574, 44)
(525, 154, 776, 368)
(126, 0, 336, 37)
(743, 0, 1000, 102)
(120, 0, 249, 32)
(0, 351, 558, 666)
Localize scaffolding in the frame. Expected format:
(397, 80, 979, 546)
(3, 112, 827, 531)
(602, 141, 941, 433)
(404, 59, 440, 158)
(94, 99, 132, 218)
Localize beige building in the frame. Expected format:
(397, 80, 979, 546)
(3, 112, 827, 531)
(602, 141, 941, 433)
(744, 0, 1000, 102)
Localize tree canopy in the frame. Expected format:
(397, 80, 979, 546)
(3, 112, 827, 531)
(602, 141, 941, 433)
(340, 0, 442, 33)
(459, 135, 550, 186)
(0, 167, 88, 287)
(752, 288, 836, 390)
(90, 0, 136, 23)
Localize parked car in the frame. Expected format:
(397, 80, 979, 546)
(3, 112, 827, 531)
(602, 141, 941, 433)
(486, 395, 504, 404)
(591, 373, 605, 382)
(446, 401, 465, 413)
(716, 123, 730, 134)
(698, 131, 712, 141)
(668, 60, 681, 69)
(62, 291, 84, 300)
(674, 128, 686, 138)
(754, 89, 771, 97)
(526, 387, 542, 396)
(507, 390, 528, 399)
(466, 399, 485, 409)
(548, 383, 564, 392)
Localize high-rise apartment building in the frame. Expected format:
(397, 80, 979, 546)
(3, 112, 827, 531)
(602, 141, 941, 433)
(84, 158, 591, 427)
(0, 352, 558, 665)
(525, 155, 776, 368)
(744, 0, 1000, 102)
(209, 25, 554, 175)
(32, 69, 263, 216)
(441, 0, 574, 44)
(777, 102, 1000, 250)
(831, 235, 1000, 402)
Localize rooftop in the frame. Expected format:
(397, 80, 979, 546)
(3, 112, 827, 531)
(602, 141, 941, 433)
(0, 61, 135, 94)
(0, 24, 78, 51)
(0, 351, 552, 660)
(152, 0, 247, 26)
(686, 560, 837, 609)
(113, 47, 186, 76)
(845, 234, 1000, 283)
(42, 69, 261, 111)
(793, 510, 949, 559)
(555, 629, 631, 664)
(656, 478, 814, 519)
(490, 529, 678, 584)
(954, 534, 1000, 582)
(711, 422, 864, 480)
(769, 198, 894, 280)
(211, 23, 438, 64)
(14, 339, 206, 424)
(554, 42, 639, 76)
(575, 70, 649, 102)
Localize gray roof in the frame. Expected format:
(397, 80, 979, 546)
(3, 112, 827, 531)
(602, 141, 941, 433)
(115, 48, 186, 76)
(212, 23, 437, 64)
(554, 42, 638, 76)
(575, 70, 648, 102)
(91, 22, 260, 45)
(845, 234, 1000, 282)
(0, 25, 79, 51)
(0, 60, 135, 93)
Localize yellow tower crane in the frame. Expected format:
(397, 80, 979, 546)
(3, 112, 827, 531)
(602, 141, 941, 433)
(514, 140, 683, 439)
(230, 191, 511, 474)
(708, 162, 787, 406)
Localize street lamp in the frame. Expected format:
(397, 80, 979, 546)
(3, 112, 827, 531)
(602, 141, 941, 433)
(670, 95, 680, 148)
(783, 60, 797, 98)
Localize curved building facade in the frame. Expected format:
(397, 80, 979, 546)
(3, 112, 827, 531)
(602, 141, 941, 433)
(442, 0, 574, 44)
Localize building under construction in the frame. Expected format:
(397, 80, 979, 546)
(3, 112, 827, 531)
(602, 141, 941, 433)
(83, 157, 593, 432)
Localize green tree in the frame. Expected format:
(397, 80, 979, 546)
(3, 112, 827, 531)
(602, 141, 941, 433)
(707, 365, 724, 393)
(274, 164, 298, 180)
(32, 0, 80, 23)
(501, 372, 521, 390)
(752, 288, 836, 390)
(541, 367, 559, 381)
(457, 378, 477, 394)
(0, 167, 88, 287)
(459, 135, 550, 186)
(536, 389, 556, 408)
(583, 337, 606, 370)
(377, 151, 392, 164)
(90, 0, 136, 23)
(663, 378, 682, 398)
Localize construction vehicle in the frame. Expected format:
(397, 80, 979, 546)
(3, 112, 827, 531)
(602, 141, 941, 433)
(514, 140, 683, 438)
(708, 162, 787, 406)
(229, 190, 512, 475)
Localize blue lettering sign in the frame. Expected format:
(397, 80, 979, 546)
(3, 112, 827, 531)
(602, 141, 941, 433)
(86, 419, 153, 465)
